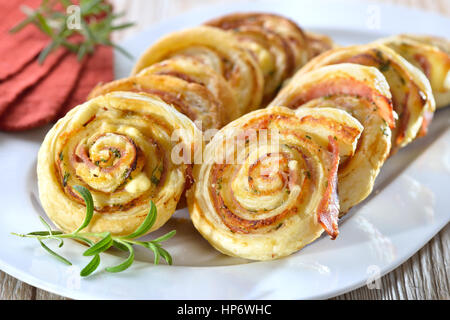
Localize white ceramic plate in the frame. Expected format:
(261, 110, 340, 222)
(0, 0, 449, 300)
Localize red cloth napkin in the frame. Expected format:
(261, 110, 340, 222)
(0, 47, 67, 116)
(0, 52, 84, 131)
(0, 0, 114, 132)
(58, 45, 114, 117)
(0, 0, 48, 80)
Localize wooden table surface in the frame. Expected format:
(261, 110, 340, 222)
(1, 0, 449, 300)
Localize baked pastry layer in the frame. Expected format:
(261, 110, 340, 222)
(270, 63, 394, 214)
(187, 105, 363, 260)
(38, 92, 201, 236)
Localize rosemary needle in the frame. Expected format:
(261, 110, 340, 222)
(12, 185, 175, 277)
(10, 0, 135, 64)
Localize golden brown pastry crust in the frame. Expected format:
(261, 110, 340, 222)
(89, 69, 224, 131)
(137, 57, 240, 125)
(131, 26, 264, 116)
(38, 92, 202, 237)
(297, 44, 435, 150)
(206, 12, 310, 69)
(377, 34, 450, 110)
(270, 63, 394, 215)
(187, 106, 363, 260)
(305, 31, 339, 58)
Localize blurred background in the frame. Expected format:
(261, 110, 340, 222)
(110, 0, 450, 41)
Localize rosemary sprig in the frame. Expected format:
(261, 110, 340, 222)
(12, 185, 175, 277)
(10, 0, 134, 64)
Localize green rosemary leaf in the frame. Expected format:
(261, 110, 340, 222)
(26, 231, 63, 236)
(71, 235, 95, 247)
(83, 233, 112, 256)
(38, 216, 53, 235)
(73, 185, 94, 233)
(112, 239, 129, 251)
(14, 188, 174, 276)
(9, 14, 35, 33)
(57, 238, 65, 247)
(105, 241, 134, 273)
(9, 0, 134, 63)
(152, 230, 176, 243)
(80, 0, 104, 16)
(121, 201, 157, 239)
(77, 42, 88, 61)
(59, 0, 72, 8)
(39, 215, 64, 247)
(34, 12, 53, 37)
(80, 254, 100, 277)
(39, 240, 72, 266)
(145, 242, 161, 265)
(158, 247, 173, 265)
(111, 22, 135, 30)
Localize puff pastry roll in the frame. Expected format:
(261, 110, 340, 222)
(297, 44, 435, 149)
(89, 58, 238, 131)
(377, 34, 450, 110)
(137, 57, 240, 125)
(131, 26, 264, 116)
(305, 31, 338, 58)
(187, 106, 363, 260)
(270, 63, 395, 214)
(206, 13, 309, 104)
(206, 13, 310, 70)
(37, 92, 202, 236)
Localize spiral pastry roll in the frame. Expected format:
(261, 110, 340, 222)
(206, 13, 310, 70)
(37, 92, 202, 236)
(305, 31, 338, 58)
(206, 13, 308, 104)
(137, 57, 240, 125)
(89, 58, 238, 131)
(377, 34, 450, 109)
(131, 26, 264, 116)
(187, 106, 363, 260)
(270, 63, 395, 214)
(297, 44, 435, 149)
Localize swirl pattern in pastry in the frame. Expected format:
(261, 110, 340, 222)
(89, 57, 238, 131)
(376, 34, 450, 110)
(296, 44, 435, 150)
(137, 57, 240, 125)
(187, 106, 363, 260)
(206, 13, 310, 70)
(270, 63, 395, 214)
(131, 26, 264, 116)
(37, 92, 202, 236)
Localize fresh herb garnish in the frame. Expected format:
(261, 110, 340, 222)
(150, 175, 160, 185)
(110, 147, 121, 158)
(379, 61, 391, 72)
(10, 0, 135, 64)
(12, 186, 175, 277)
(122, 168, 130, 179)
(62, 172, 70, 186)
